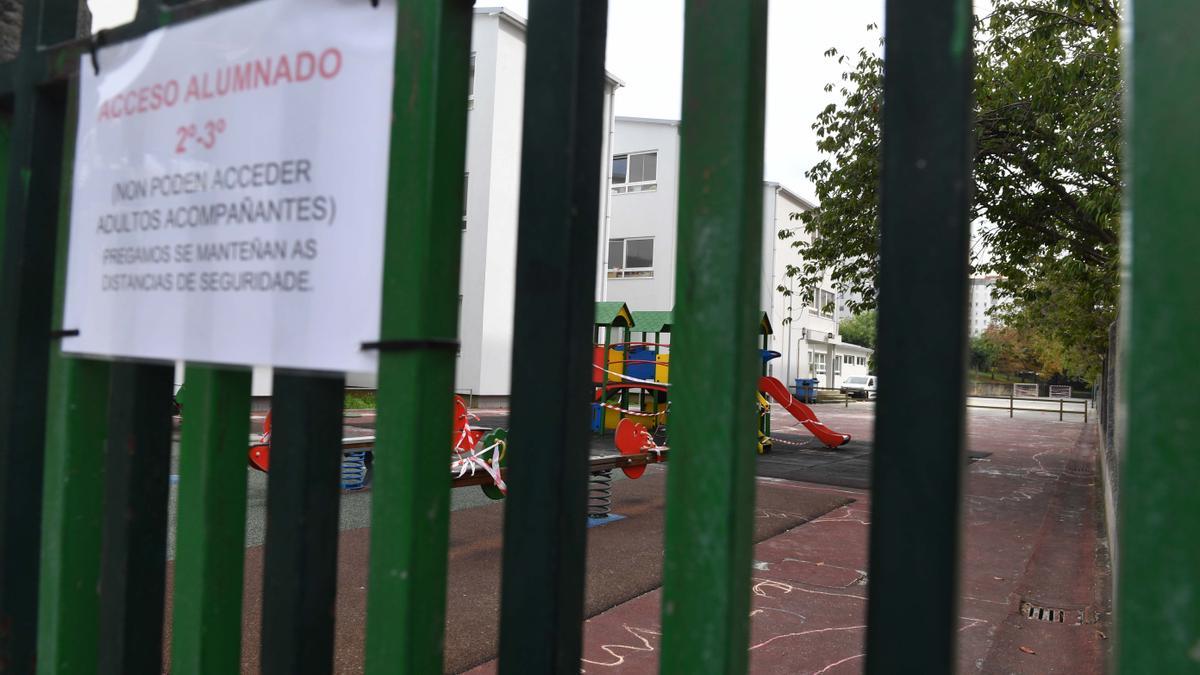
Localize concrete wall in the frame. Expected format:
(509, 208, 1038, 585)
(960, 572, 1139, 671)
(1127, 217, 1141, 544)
(462, 15, 526, 396)
(457, 11, 618, 398)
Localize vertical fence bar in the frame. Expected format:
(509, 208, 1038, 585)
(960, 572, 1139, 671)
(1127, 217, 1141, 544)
(865, 0, 973, 671)
(362, 0, 472, 672)
(37, 355, 108, 675)
(0, 0, 78, 667)
(496, 0, 609, 671)
(93, 8, 177, 673)
(659, 2, 768, 673)
(260, 372, 344, 675)
(171, 365, 251, 675)
(0, 109, 8, 262)
(97, 362, 175, 674)
(1116, 2, 1200, 670)
(35, 75, 112, 675)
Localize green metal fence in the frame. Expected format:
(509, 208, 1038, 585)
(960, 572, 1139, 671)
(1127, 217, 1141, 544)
(0, 0, 1196, 673)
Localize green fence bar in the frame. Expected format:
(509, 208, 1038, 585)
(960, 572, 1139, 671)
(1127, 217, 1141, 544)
(34, 74, 111, 675)
(97, 362, 175, 674)
(659, 2, 768, 673)
(260, 372, 344, 675)
(171, 366, 251, 675)
(866, 0, 972, 671)
(362, 1, 472, 673)
(0, 112, 9, 263)
(0, 0, 77, 668)
(497, 0, 609, 672)
(36, 356, 109, 675)
(1116, 2, 1200, 670)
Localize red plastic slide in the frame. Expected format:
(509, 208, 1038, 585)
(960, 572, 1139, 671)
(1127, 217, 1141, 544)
(758, 376, 851, 448)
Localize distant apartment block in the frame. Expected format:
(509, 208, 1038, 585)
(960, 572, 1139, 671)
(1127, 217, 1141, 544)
(969, 275, 1003, 336)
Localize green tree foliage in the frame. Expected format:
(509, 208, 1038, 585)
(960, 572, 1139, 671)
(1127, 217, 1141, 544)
(979, 326, 1044, 378)
(784, 0, 1120, 379)
(838, 310, 876, 349)
(970, 334, 999, 373)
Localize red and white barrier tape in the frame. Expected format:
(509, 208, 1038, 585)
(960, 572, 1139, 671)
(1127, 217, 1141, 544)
(592, 365, 670, 387)
(597, 401, 668, 418)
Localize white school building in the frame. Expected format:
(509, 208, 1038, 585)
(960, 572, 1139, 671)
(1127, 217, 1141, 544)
(602, 116, 872, 390)
(235, 7, 620, 400)
(224, 8, 868, 402)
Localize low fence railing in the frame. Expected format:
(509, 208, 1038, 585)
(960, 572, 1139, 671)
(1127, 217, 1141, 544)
(966, 394, 1089, 422)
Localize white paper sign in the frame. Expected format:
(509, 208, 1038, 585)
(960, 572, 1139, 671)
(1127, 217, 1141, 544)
(63, 0, 397, 373)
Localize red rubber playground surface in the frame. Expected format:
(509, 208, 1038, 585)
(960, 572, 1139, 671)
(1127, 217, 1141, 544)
(160, 467, 850, 673)
(179, 401, 1109, 673)
(467, 404, 1111, 674)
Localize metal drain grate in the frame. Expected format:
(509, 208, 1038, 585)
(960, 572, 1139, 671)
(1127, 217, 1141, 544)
(1019, 599, 1092, 625)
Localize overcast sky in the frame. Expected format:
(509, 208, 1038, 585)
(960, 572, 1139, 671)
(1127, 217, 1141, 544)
(88, 0, 897, 202)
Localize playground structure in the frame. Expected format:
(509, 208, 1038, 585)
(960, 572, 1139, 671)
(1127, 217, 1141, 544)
(591, 305, 851, 453)
(242, 305, 848, 502)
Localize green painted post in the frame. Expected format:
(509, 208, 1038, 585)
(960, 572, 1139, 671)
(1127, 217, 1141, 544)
(0, 0, 79, 668)
(260, 372, 344, 675)
(36, 75, 112, 675)
(601, 325, 611, 436)
(866, 0, 973, 671)
(659, 1, 768, 673)
(171, 365, 251, 675)
(1116, 2, 1200, 669)
(362, 0, 472, 672)
(0, 114, 8, 264)
(97, 361, 176, 675)
(761, 332, 771, 438)
(497, 0, 610, 671)
(36, 355, 109, 675)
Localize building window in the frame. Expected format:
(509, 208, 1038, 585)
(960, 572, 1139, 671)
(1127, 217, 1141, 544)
(611, 151, 657, 194)
(467, 53, 475, 110)
(809, 351, 826, 375)
(834, 355, 842, 375)
(607, 237, 654, 278)
(809, 288, 835, 318)
(462, 173, 469, 229)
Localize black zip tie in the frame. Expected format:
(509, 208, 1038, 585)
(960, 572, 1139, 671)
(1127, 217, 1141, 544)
(50, 329, 80, 339)
(89, 30, 108, 76)
(361, 338, 459, 352)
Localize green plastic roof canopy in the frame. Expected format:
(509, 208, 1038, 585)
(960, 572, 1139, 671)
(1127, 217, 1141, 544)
(631, 310, 673, 334)
(594, 301, 635, 328)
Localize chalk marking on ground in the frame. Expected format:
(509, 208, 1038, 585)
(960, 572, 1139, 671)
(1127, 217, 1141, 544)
(749, 624, 866, 651)
(580, 625, 662, 669)
(812, 653, 865, 674)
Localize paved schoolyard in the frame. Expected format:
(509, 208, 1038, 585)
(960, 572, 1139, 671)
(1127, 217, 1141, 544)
(464, 404, 1111, 673)
(163, 398, 1109, 672)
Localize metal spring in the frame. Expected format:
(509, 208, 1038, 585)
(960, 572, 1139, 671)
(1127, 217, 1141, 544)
(588, 470, 613, 518)
(341, 451, 370, 491)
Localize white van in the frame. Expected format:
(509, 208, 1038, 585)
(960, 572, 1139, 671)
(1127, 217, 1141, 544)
(841, 375, 876, 399)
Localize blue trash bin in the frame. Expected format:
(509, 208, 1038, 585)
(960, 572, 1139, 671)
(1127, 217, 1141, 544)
(590, 402, 603, 432)
(794, 378, 818, 403)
